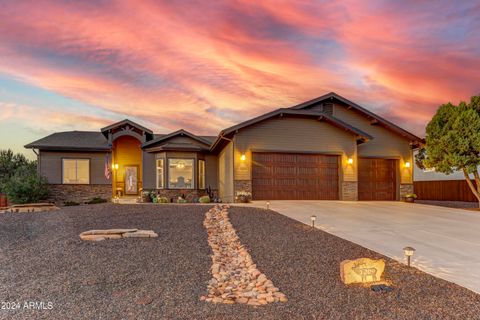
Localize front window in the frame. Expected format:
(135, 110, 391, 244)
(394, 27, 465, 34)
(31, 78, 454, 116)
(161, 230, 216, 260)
(62, 159, 90, 184)
(168, 159, 194, 189)
(198, 160, 205, 189)
(156, 159, 164, 189)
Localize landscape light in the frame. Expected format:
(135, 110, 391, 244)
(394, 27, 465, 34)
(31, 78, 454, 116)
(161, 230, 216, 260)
(310, 215, 316, 228)
(266, 201, 270, 209)
(240, 154, 246, 161)
(403, 246, 416, 267)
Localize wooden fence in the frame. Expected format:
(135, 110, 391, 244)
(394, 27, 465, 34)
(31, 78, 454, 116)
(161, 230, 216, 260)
(413, 180, 477, 202)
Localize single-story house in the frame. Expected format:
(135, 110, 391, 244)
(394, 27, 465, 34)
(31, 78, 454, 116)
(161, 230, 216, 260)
(25, 92, 423, 204)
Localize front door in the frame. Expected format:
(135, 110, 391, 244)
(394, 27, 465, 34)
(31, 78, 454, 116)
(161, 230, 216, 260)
(124, 166, 138, 195)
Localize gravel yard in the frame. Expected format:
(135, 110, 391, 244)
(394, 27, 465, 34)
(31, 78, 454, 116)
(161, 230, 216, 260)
(1, 204, 479, 319)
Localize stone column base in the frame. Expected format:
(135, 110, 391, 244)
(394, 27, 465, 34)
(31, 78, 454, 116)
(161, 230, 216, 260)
(234, 180, 252, 203)
(400, 184, 414, 199)
(341, 181, 358, 201)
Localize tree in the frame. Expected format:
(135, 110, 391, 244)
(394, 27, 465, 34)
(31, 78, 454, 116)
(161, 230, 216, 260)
(0, 149, 30, 193)
(420, 96, 480, 206)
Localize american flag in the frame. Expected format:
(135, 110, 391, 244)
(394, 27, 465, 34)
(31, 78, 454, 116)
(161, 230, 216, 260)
(104, 153, 111, 180)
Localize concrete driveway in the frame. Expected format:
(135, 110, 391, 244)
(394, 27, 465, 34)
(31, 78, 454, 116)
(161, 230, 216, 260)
(240, 201, 480, 294)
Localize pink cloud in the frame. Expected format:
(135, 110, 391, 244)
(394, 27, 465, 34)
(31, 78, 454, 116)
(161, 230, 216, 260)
(0, 0, 479, 139)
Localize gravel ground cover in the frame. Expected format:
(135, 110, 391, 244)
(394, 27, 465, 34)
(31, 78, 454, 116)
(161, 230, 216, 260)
(228, 206, 480, 319)
(1, 204, 479, 319)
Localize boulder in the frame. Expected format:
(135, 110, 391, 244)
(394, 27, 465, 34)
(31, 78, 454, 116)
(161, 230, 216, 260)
(80, 229, 138, 236)
(122, 230, 158, 238)
(80, 234, 106, 241)
(340, 258, 385, 285)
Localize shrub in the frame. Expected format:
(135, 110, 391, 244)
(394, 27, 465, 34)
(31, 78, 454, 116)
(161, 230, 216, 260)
(199, 195, 210, 203)
(158, 196, 169, 203)
(177, 198, 188, 204)
(4, 164, 48, 204)
(64, 201, 80, 206)
(0, 149, 30, 194)
(87, 197, 108, 204)
(405, 193, 417, 199)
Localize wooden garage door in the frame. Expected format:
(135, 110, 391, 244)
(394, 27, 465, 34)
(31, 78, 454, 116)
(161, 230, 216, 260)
(252, 153, 339, 200)
(358, 158, 397, 200)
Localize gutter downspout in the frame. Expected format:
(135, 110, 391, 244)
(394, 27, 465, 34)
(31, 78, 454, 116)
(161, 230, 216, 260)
(32, 149, 40, 175)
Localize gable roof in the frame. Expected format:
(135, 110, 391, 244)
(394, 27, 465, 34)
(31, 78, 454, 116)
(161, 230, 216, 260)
(142, 129, 213, 148)
(290, 92, 423, 143)
(24, 131, 110, 151)
(210, 108, 373, 152)
(101, 119, 153, 138)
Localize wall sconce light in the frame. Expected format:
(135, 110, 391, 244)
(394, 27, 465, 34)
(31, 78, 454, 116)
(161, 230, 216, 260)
(112, 163, 119, 170)
(240, 154, 246, 161)
(405, 161, 411, 168)
(310, 215, 316, 228)
(266, 200, 270, 209)
(347, 158, 354, 165)
(403, 246, 416, 267)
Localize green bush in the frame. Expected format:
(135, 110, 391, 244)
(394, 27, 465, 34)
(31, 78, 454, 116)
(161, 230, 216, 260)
(64, 201, 80, 206)
(199, 195, 210, 203)
(405, 193, 417, 199)
(87, 197, 108, 204)
(4, 164, 48, 204)
(158, 196, 169, 203)
(0, 149, 30, 194)
(177, 198, 188, 204)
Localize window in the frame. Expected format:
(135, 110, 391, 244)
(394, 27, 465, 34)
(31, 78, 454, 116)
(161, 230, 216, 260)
(168, 159, 194, 189)
(62, 159, 90, 184)
(156, 159, 164, 189)
(198, 160, 205, 189)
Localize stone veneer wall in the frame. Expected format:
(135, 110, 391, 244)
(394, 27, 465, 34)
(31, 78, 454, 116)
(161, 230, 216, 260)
(47, 184, 112, 205)
(400, 183, 414, 200)
(234, 180, 252, 202)
(341, 181, 358, 201)
(149, 189, 218, 203)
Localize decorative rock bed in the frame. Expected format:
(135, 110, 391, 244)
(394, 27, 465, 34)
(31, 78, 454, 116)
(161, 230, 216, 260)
(79, 229, 158, 241)
(201, 205, 287, 305)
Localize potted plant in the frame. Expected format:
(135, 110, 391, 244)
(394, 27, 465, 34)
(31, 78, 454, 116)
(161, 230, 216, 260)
(404, 193, 417, 203)
(236, 191, 252, 203)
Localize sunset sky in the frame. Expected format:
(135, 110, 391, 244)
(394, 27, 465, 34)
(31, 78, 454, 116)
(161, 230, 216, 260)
(1, 0, 479, 158)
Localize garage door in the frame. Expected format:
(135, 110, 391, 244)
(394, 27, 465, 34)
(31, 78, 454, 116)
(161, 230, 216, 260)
(252, 152, 339, 200)
(358, 158, 397, 200)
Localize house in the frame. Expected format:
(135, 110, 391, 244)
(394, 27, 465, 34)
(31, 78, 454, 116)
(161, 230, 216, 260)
(25, 92, 423, 204)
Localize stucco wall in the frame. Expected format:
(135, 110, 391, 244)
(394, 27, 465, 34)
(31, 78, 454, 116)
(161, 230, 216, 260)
(39, 151, 110, 185)
(218, 142, 234, 202)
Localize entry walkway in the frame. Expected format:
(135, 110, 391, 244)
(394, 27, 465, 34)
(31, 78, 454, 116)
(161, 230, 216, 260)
(238, 200, 480, 294)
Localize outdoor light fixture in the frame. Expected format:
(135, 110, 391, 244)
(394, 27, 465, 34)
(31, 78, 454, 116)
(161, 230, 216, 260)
(266, 201, 270, 209)
(112, 163, 119, 170)
(176, 161, 185, 169)
(310, 215, 316, 228)
(403, 246, 416, 267)
(240, 154, 246, 161)
(405, 161, 411, 168)
(347, 158, 354, 165)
